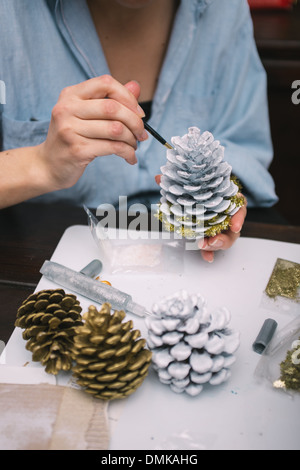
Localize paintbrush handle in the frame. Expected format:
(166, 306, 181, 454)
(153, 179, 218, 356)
(143, 122, 173, 149)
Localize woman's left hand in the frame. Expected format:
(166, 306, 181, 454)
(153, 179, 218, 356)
(155, 179, 247, 264)
(198, 195, 247, 262)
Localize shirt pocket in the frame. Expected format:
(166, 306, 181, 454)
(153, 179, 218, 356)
(1, 114, 49, 150)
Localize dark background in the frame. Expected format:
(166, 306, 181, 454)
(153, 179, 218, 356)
(251, 3, 300, 225)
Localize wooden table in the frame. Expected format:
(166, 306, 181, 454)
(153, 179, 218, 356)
(0, 202, 299, 345)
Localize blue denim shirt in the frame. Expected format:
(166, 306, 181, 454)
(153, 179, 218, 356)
(0, 0, 278, 208)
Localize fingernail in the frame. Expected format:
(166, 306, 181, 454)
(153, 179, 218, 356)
(137, 130, 148, 141)
(198, 238, 207, 249)
(209, 239, 223, 248)
(155, 174, 161, 185)
(137, 105, 145, 118)
(205, 252, 214, 263)
(127, 155, 137, 165)
(232, 227, 241, 234)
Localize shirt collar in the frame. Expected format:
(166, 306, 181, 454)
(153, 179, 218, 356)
(53, 0, 108, 78)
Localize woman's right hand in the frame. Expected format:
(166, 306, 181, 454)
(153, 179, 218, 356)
(37, 75, 148, 191)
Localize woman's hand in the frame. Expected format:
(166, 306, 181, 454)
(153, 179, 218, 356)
(38, 75, 147, 191)
(155, 175, 247, 263)
(198, 195, 247, 262)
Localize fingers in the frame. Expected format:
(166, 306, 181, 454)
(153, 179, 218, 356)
(73, 98, 147, 142)
(198, 196, 247, 263)
(200, 229, 241, 252)
(155, 174, 162, 185)
(50, 75, 150, 166)
(63, 75, 145, 117)
(42, 75, 150, 191)
(124, 80, 142, 101)
(77, 136, 139, 165)
(200, 248, 215, 264)
(75, 119, 137, 150)
(199, 231, 240, 263)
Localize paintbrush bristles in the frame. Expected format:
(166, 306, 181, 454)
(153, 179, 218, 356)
(164, 142, 173, 149)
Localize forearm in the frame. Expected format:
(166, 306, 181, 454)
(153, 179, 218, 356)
(0, 77, 146, 209)
(0, 144, 54, 209)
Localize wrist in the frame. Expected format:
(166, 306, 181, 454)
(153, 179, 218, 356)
(0, 144, 55, 208)
(32, 142, 62, 194)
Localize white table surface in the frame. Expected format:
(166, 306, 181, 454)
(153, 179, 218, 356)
(2, 225, 300, 450)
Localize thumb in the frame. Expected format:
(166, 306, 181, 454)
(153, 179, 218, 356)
(155, 174, 161, 185)
(125, 80, 141, 101)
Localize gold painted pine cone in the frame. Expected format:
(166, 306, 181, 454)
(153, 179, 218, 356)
(15, 289, 83, 375)
(72, 304, 152, 400)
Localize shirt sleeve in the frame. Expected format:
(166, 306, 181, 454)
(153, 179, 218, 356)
(210, 2, 278, 208)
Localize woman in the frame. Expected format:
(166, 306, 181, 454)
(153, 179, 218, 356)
(0, 0, 277, 261)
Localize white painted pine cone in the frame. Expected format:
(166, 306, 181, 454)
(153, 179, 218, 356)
(146, 290, 240, 397)
(158, 127, 244, 239)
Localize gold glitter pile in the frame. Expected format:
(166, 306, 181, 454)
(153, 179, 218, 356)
(265, 258, 300, 301)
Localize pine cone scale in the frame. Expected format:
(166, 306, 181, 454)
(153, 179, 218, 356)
(128, 349, 152, 371)
(97, 349, 116, 359)
(23, 325, 45, 339)
(106, 359, 128, 373)
(89, 335, 105, 345)
(118, 371, 139, 382)
(96, 373, 118, 382)
(115, 344, 131, 356)
(106, 334, 122, 346)
(107, 323, 123, 334)
(87, 362, 107, 372)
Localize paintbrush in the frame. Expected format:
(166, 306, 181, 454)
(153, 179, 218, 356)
(143, 121, 173, 149)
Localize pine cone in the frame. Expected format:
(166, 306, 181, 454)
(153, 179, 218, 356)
(72, 304, 152, 400)
(15, 289, 83, 375)
(158, 127, 245, 239)
(146, 290, 240, 396)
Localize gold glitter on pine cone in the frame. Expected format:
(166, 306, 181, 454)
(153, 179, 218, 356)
(72, 304, 152, 400)
(15, 289, 83, 375)
(157, 192, 245, 239)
